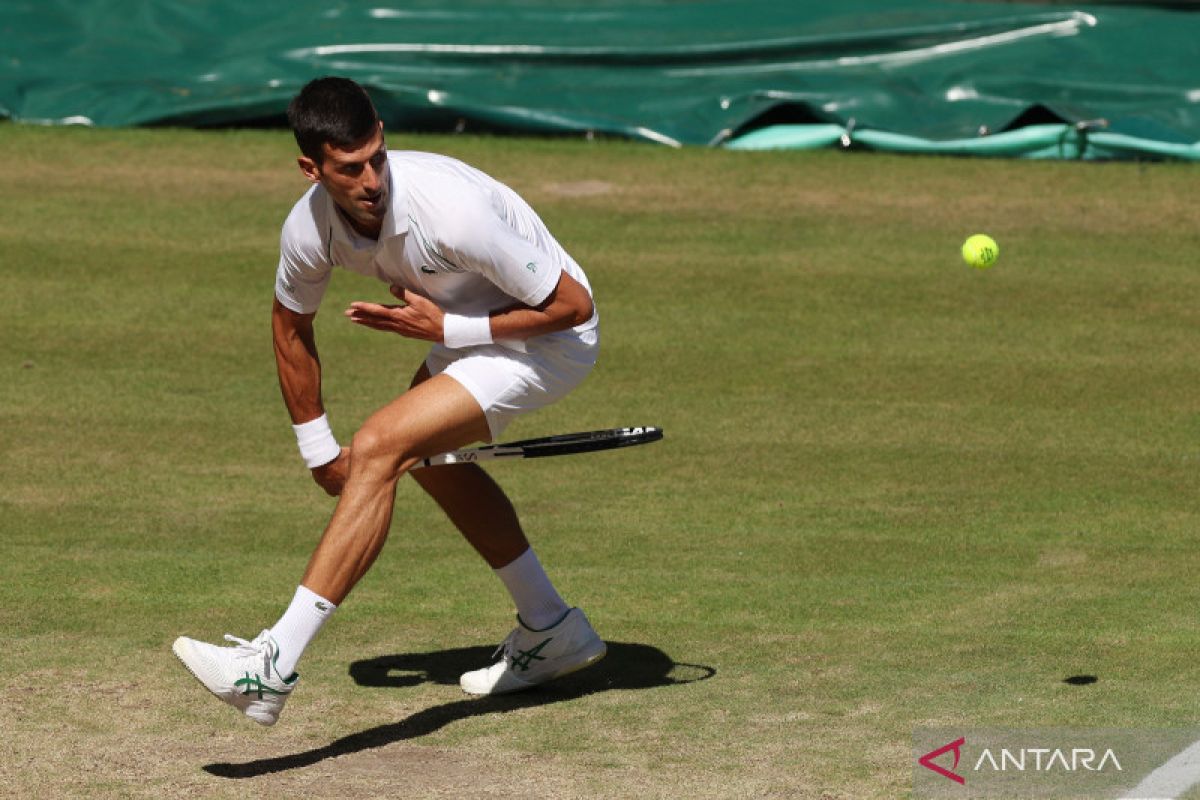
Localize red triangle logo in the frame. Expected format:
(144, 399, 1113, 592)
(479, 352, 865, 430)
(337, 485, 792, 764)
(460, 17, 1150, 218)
(919, 737, 966, 785)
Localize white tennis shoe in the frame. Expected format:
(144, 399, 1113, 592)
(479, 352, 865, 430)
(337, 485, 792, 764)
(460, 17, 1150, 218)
(172, 630, 298, 726)
(461, 608, 606, 696)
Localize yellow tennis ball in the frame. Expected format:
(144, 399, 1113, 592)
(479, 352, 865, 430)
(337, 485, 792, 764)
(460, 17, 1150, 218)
(962, 234, 999, 269)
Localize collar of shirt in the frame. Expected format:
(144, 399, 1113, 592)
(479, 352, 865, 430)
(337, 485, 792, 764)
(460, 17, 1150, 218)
(379, 159, 410, 240)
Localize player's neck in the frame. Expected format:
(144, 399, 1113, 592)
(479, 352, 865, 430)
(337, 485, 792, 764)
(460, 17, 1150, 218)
(338, 206, 382, 240)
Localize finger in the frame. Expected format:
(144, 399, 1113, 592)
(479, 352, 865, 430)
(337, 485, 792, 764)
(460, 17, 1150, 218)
(345, 310, 384, 326)
(346, 306, 406, 328)
(347, 301, 400, 314)
(346, 306, 384, 321)
(349, 304, 410, 322)
(389, 284, 408, 301)
(348, 315, 401, 333)
(403, 290, 432, 309)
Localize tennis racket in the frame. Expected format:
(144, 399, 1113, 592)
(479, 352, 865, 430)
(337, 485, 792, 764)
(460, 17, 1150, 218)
(413, 426, 663, 469)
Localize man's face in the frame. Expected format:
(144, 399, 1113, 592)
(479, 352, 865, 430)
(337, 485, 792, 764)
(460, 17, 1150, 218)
(298, 121, 389, 232)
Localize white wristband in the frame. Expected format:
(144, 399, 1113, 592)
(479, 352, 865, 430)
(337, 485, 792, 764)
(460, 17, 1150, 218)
(442, 313, 493, 349)
(293, 414, 341, 469)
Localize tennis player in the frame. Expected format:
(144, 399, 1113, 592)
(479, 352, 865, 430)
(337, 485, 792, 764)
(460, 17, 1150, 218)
(173, 77, 606, 725)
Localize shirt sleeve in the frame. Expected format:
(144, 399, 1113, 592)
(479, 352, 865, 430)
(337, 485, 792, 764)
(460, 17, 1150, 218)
(439, 195, 562, 308)
(275, 197, 334, 314)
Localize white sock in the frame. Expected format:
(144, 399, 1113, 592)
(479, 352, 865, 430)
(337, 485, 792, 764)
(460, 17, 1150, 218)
(494, 548, 570, 630)
(269, 585, 336, 677)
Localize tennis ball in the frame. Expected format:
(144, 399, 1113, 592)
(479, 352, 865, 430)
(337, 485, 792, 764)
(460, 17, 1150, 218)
(962, 234, 999, 269)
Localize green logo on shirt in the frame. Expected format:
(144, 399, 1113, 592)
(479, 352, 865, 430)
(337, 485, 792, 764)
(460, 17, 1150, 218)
(526, 262, 538, 273)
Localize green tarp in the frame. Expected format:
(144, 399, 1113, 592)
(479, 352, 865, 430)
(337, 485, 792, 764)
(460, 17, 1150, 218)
(2, 1, 1199, 159)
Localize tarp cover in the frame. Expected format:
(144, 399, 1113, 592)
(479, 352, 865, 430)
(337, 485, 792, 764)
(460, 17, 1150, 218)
(2, 1, 1199, 158)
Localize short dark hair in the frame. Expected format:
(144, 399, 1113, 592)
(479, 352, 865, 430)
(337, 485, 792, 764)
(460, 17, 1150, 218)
(287, 77, 380, 164)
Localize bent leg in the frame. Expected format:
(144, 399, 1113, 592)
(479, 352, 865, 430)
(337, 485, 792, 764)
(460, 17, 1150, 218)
(405, 364, 531, 568)
(300, 373, 491, 604)
(398, 366, 601, 695)
(410, 463, 530, 568)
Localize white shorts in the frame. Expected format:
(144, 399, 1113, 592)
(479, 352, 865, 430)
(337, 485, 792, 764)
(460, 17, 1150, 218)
(426, 328, 599, 441)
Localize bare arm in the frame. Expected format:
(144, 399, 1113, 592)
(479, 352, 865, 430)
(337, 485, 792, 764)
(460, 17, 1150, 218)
(344, 271, 594, 343)
(488, 270, 595, 341)
(272, 298, 349, 495)
(272, 297, 324, 423)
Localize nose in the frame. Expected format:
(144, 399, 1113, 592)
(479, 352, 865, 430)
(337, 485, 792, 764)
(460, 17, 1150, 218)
(362, 164, 381, 194)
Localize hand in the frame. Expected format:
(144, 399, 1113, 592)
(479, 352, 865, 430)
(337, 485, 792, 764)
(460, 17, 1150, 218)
(311, 447, 350, 496)
(345, 286, 444, 342)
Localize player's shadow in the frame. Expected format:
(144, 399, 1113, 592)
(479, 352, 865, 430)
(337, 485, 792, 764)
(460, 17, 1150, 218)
(204, 641, 714, 779)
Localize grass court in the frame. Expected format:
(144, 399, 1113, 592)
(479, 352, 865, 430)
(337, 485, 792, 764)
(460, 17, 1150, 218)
(1, 123, 1198, 798)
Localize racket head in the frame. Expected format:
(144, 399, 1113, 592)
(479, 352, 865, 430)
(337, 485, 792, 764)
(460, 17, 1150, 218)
(510, 426, 663, 458)
(416, 426, 663, 468)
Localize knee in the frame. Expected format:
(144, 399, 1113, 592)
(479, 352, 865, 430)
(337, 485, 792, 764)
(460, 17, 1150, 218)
(349, 425, 412, 480)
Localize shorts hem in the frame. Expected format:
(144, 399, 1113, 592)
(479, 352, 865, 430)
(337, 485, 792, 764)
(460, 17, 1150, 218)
(438, 364, 512, 442)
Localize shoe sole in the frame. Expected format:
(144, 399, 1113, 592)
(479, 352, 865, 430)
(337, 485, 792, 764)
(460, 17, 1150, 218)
(548, 638, 607, 682)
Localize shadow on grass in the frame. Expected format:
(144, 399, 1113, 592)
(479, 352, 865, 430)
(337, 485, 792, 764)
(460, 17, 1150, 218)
(204, 641, 714, 779)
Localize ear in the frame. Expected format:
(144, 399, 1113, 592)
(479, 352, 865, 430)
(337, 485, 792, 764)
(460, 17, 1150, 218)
(297, 155, 322, 185)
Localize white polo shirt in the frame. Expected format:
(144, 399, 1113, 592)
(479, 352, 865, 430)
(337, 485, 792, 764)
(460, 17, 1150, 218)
(274, 150, 597, 337)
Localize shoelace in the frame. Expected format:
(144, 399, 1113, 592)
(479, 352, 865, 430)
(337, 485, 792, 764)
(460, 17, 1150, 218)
(491, 628, 520, 665)
(223, 633, 273, 677)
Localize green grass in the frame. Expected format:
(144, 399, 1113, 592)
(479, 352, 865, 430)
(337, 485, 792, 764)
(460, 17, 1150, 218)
(1, 122, 1198, 798)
